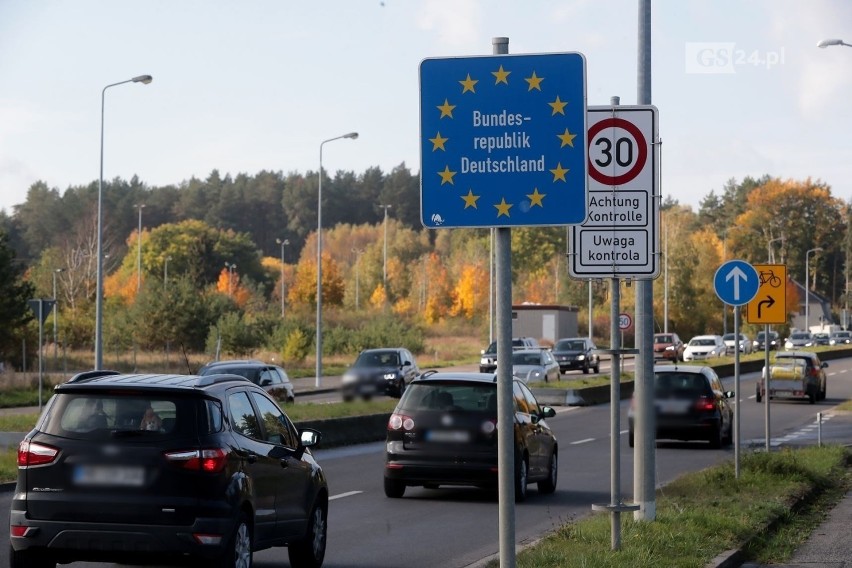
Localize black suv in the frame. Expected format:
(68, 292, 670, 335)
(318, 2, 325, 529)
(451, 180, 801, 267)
(10, 371, 328, 568)
(341, 348, 419, 401)
(198, 359, 296, 403)
(551, 337, 600, 374)
(384, 372, 558, 502)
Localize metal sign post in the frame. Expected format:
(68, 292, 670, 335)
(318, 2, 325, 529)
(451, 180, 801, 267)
(714, 260, 759, 478)
(28, 298, 56, 412)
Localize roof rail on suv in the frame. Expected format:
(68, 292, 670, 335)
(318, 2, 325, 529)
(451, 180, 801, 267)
(194, 374, 253, 388)
(67, 370, 122, 383)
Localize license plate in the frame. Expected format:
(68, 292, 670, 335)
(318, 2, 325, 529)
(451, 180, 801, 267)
(426, 430, 471, 443)
(656, 400, 691, 414)
(74, 465, 145, 487)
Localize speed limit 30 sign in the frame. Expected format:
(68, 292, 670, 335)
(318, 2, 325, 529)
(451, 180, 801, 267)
(569, 106, 660, 279)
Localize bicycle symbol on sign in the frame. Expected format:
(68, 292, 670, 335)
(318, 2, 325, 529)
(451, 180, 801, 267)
(759, 270, 782, 288)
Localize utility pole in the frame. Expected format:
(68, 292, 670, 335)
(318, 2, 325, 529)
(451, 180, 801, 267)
(380, 204, 392, 287)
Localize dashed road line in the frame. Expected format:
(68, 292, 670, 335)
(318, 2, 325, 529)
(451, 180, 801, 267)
(570, 438, 595, 445)
(330, 490, 363, 501)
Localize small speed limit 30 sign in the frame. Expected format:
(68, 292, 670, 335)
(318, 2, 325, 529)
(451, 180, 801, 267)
(569, 106, 660, 279)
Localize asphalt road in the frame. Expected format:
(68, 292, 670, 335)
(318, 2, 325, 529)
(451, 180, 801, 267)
(4, 358, 850, 567)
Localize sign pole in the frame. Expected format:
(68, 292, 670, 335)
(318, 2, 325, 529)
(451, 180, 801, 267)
(764, 323, 771, 451)
(38, 299, 44, 412)
(491, 37, 516, 568)
(734, 307, 741, 479)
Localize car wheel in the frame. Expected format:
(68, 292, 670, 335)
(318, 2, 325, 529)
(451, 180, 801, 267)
(384, 476, 406, 498)
(708, 423, 723, 449)
(821, 383, 827, 401)
(582, 363, 589, 375)
(755, 388, 762, 403)
(808, 389, 817, 404)
(288, 500, 328, 568)
(723, 422, 733, 446)
(9, 547, 56, 568)
(342, 393, 355, 402)
(594, 361, 600, 374)
(213, 513, 252, 568)
(628, 429, 635, 448)
(537, 450, 558, 494)
(361, 393, 373, 402)
(396, 379, 406, 398)
(514, 454, 529, 502)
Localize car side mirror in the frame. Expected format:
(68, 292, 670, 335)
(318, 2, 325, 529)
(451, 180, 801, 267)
(403, 361, 411, 367)
(724, 391, 735, 399)
(822, 362, 829, 368)
(541, 406, 556, 418)
(260, 378, 272, 386)
(300, 428, 321, 448)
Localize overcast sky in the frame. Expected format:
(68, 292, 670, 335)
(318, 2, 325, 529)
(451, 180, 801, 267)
(2, 0, 851, 216)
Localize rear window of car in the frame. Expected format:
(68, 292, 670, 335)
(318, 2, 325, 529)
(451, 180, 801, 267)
(654, 372, 711, 397)
(398, 382, 496, 413)
(41, 393, 197, 439)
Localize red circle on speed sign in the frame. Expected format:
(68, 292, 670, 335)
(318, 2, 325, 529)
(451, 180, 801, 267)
(618, 313, 632, 330)
(587, 117, 648, 186)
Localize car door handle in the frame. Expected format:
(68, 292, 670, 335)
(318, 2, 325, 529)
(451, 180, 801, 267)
(279, 457, 292, 469)
(237, 450, 257, 464)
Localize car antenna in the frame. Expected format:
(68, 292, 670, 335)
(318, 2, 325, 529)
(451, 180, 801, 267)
(181, 343, 194, 374)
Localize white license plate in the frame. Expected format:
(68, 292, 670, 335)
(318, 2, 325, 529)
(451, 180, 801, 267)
(426, 430, 471, 443)
(656, 400, 691, 414)
(73, 465, 145, 487)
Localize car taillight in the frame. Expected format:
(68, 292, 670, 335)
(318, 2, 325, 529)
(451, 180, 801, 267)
(17, 440, 59, 467)
(694, 397, 716, 412)
(810, 367, 820, 377)
(388, 413, 415, 431)
(164, 448, 229, 473)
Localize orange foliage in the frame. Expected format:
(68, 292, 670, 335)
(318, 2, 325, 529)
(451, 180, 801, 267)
(450, 264, 487, 319)
(104, 270, 139, 304)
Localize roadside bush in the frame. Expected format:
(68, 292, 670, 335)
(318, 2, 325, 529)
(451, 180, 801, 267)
(281, 328, 312, 364)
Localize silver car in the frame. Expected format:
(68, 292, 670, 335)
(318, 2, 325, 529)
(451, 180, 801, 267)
(511, 349, 560, 384)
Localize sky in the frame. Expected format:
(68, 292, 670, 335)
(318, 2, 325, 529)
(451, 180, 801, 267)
(2, 0, 852, 216)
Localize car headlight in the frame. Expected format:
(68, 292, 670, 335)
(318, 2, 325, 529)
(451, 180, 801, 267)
(785, 341, 793, 348)
(383, 373, 397, 380)
(342, 373, 358, 384)
(529, 370, 543, 380)
(576, 355, 585, 361)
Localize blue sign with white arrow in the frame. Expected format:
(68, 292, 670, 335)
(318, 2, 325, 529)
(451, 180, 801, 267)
(714, 260, 760, 306)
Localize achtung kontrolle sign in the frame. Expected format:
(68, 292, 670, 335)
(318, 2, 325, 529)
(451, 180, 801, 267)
(419, 53, 587, 229)
(569, 105, 660, 279)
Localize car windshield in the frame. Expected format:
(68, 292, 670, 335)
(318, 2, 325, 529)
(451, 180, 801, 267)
(512, 352, 542, 366)
(354, 351, 400, 368)
(722, 334, 736, 341)
(398, 383, 496, 413)
(689, 338, 716, 346)
(654, 372, 710, 397)
(555, 340, 586, 351)
(655, 335, 674, 344)
(790, 333, 811, 340)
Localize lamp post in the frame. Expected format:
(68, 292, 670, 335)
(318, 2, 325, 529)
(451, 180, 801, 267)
(767, 236, 784, 263)
(817, 38, 852, 48)
(379, 204, 392, 287)
(316, 132, 358, 388)
(352, 248, 364, 310)
(276, 238, 289, 318)
(52, 268, 64, 369)
(224, 262, 237, 296)
(95, 74, 152, 370)
(135, 203, 145, 292)
(805, 247, 823, 332)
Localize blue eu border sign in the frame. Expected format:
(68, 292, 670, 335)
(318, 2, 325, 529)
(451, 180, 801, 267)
(420, 53, 587, 228)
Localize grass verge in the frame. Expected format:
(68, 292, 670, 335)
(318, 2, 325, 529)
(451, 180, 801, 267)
(528, 373, 633, 390)
(490, 446, 848, 568)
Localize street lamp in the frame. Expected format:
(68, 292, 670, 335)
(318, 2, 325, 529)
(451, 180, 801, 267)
(224, 262, 237, 296)
(276, 238, 289, 318)
(817, 38, 852, 48)
(767, 236, 784, 263)
(52, 268, 64, 369)
(316, 132, 358, 388)
(379, 204, 392, 287)
(805, 247, 823, 332)
(135, 203, 145, 292)
(95, 74, 152, 370)
(352, 248, 365, 310)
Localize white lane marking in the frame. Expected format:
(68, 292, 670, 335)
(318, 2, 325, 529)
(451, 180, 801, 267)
(329, 491, 363, 501)
(555, 406, 580, 414)
(571, 438, 595, 445)
(620, 429, 629, 435)
(828, 372, 837, 376)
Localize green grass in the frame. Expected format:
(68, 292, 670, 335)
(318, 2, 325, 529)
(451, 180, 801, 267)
(0, 414, 39, 432)
(0, 447, 17, 484)
(489, 446, 849, 568)
(0, 388, 44, 408)
(283, 399, 397, 422)
(529, 373, 633, 390)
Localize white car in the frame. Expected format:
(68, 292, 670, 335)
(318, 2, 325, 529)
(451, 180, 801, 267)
(683, 335, 726, 361)
(722, 333, 752, 355)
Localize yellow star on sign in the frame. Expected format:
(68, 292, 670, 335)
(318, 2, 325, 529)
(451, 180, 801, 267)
(527, 188, 546, 207)
(459, 73, 478, 94)
(437, 99, 456, 119)
(557, 128, 577, 148)
(438, 165, 457, 185)
(524, 71, 544, 91)
(548, 96, 567, 115)
(429, 132, 448, 151)
(492, 65, 510, 85)
(461, 189, 480, 209)
(494, 198, 512, 217)
(549, 163, 569, 182)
